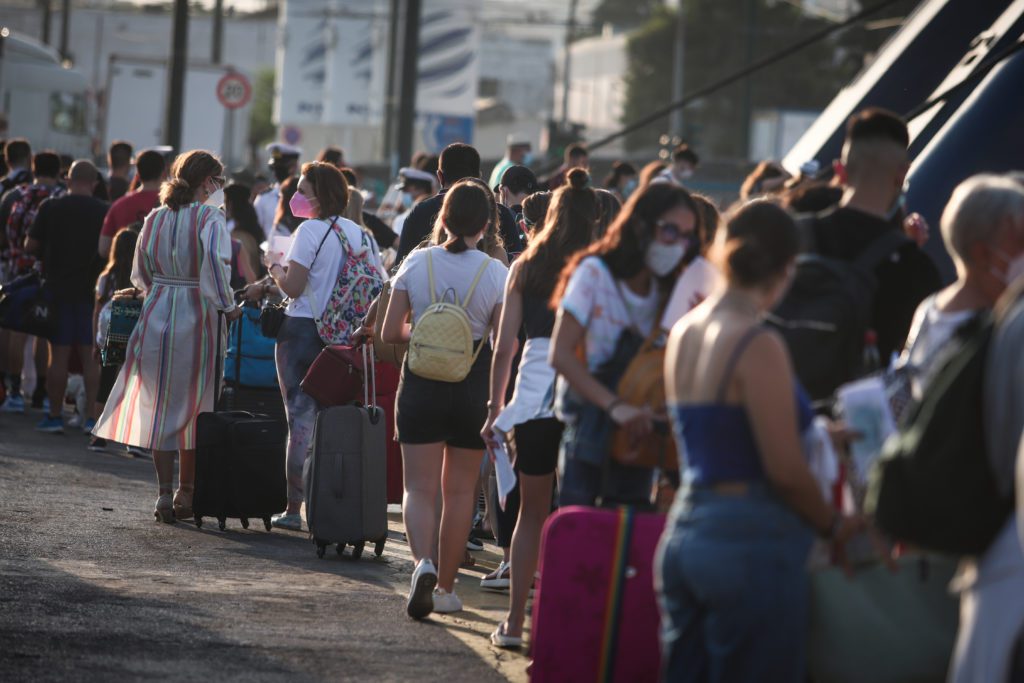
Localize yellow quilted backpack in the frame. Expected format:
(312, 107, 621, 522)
(407, 250, 492, 382)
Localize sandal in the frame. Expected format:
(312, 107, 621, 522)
(490, 622, 523, 649)
(173, 486, 194, 521)
(154, 492, 175, 524)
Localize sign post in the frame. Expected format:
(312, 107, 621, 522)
(216, 71, 252, 169)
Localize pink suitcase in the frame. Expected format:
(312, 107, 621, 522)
(530, 506, 666, 683)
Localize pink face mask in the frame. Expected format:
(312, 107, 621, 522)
(289, 191, 316, 219)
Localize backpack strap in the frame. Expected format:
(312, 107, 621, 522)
(715, 325, 767, 403)
(854, 230, 913, 272)
(426, 249, 438, 305)
(460, 257, 493, 308)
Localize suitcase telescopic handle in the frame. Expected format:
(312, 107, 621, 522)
(361, 341, 377, 411)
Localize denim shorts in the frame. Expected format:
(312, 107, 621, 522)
(655, 484, 815, 683)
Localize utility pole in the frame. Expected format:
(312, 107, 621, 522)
(40, 0, 52, 46)
(395, 0, 422, 169)
(560, 0, 579, 126)
(59, 0, 70, 62)
(383, 0, 401, 175)
(740, 0, 757, 160)
(212, 0, 224, 64)
(670, 0, 686, 138)
(165, 0, 189, 152)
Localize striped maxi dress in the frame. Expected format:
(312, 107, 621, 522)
(94, 202, 235, 451)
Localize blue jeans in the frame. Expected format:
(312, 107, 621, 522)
(654, 485, 814, 683)
(275, 315, 323, 505)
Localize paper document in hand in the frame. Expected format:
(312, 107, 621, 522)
(267, 235, 293, 266)
(837, 376, 897, 487)
(491, 442, 517, 511)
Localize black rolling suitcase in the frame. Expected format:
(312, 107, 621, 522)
(194, 313, 287, 531)
(304, 344, 389, 559)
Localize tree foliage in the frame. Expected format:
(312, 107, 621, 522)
(248, 67, 277, 151)
(620, 0, 916, 157)
(592, 0, 664, 30)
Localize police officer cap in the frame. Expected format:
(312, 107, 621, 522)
(399, 167, 435, 187)
(266, 143, 303, 162)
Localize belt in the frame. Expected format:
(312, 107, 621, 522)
(152, 275, 200, 288)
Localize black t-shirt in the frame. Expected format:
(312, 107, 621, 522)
(362, 211, 398, 252)
(395, 189, 523, 265)
(29, 194, 108, 301)
(108, 175, 129, 202)
(810, 206, 942, 361)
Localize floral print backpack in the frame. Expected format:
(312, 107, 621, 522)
(310, 224, 384, 346)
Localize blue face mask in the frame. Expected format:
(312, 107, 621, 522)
(521, 151, 534, 167)
(401, 192, 414, 209)
(622, 178, 639, 198)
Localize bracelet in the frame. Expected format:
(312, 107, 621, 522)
(606, 398, 623, 414)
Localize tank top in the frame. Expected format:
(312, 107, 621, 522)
(522, 290, 555, 339)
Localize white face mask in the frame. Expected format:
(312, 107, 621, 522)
(205, 187, 225, 208)
(645, 242, 686, 277)
(991, 247, 1024, 286)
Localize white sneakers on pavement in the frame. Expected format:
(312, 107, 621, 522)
(431, 588, 463, 614)
(407, 558, 437, 619)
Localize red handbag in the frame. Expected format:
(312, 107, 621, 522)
(300, 344, 365, 408)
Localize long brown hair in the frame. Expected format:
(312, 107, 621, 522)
(100, 227, 139, 298)
(274, 176, 301, 233)
(517, 168, 596, 300)
(430, 178, 505, 255)
(432, 180, 492, 254)
(160, 150, 222, 211)
(551, 181, 697, 309)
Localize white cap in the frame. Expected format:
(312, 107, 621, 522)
(399, 167, 436, 184)
(266, 142, 303, 159)
(506, 133, 531, 147)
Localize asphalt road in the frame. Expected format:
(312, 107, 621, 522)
(0, 408, 529, 682)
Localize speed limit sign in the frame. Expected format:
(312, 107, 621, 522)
(217, 72, 252, 110)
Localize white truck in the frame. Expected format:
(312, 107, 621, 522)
(0, 30, 92, 157)
(103, 54, 250, 167)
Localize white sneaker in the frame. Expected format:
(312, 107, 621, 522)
(432, 588, 463, 614)
(407, 559, 437, 619)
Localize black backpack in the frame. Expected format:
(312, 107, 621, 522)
(768, 220, 911, 403)
(865, 313, 1013, 556)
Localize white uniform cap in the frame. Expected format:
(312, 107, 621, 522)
(266, 142, 303, 159)
(399, 167, 436, 184)
(506, 133, 531, 147)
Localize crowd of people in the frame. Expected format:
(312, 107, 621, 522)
(2, 104, 1023, 681)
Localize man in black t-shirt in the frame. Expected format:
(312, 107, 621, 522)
(809, 108, 942, 361)
(26, 160, 108, 434)
(395, 143, 520, 265)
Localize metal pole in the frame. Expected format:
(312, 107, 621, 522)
(212, 0, 224, 65)
(740, 0, 757, 160)
(383, 0, 401, 174)
(59, 0, 70, 62)
(40, 0, 52, 46)
(0, 27, 8, 113)
(395, 0, 422, 169)
(165, 0, 189, 152)
(560, 0, 578, 126)
(670, 0, 685, 138)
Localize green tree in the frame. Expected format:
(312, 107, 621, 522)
(248, 67, 276, 157)
(592, 0, 664, 29)
(621, 0, 914, 157)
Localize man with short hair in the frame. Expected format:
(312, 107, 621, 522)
(498, 165, 538, 255)
(395, 143, 521, 264)
(809, 107, 942, 361)
(546, 142, 589, 191)
(254, 143, 302, 239)
(107, 140, 134, 202)
(25, 160, 107, 434)
(0, 152, 65, 413)
(316, 146, 345, 169)
(99, 149, 167, 258)
(0, 138, 32, 194)
(658, 143, 700, 185)
(488, 134, 533, 190)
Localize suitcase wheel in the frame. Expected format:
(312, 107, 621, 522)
(263, 516, 272, 532)
(240, 517, 250, 530)
(374, 537, 386, 557)
(218, 517, 227, 532)
(316, 541, 327, 559)
(336, 544, 345, 556)
(351, 542, 364, 560)
(194, 516, 203, 529)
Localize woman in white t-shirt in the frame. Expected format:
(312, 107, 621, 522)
(382, 179, 508, 620)
(265, 162, 382, 530)
(549, 182, 700, 507)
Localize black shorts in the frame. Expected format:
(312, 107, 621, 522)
(396, 344, 492, 450)
(511, 417, 564, 476)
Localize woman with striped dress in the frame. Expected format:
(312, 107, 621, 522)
(93, 150, 241, 523)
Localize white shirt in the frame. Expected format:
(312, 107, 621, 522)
(661, 257, 723, 330)
(253, 184, 279, 240)
(392, 246, 508, 339)
(392, 208, 411, 238)
(559, 256, 660, 370)
(899, 294, 976, 398)
(284, 216, 380, 319)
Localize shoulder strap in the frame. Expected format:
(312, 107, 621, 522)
(461, 256, 493, 308)
(426, 249, 438, 305)
(715, 325, 767, 403)
(854, 230, 913, 272)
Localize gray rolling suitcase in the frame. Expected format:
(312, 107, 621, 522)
(304, 344, 389, 560)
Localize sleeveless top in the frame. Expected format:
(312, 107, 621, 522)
(522, 290, 555, 339)
(670, 326, 815, 486)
